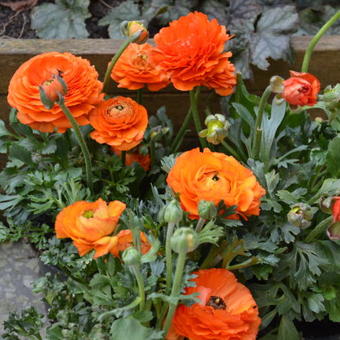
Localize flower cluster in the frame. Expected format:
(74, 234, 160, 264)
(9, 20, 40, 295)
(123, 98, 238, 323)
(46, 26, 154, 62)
(3, 8, 338, 340)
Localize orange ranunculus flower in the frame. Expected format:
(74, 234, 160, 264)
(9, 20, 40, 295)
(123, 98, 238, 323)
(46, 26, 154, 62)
(332, 197, 340, 222)
(111, 43, 170, 91)
(167, 148, 266, 219)
(55, 198, 126, 258)
(168, 269, 261, 340)
(151, 12, 236, 96)
(282, 71, 320, 106)
(89, 96, 148, 151)
(113, 148, 151, 171)
(110, 229, 151, 257)
(8, 52, 103, 133)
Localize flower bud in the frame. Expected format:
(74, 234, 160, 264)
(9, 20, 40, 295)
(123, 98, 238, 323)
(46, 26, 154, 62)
(319, 195, 333, 214)
(121, 21, 149, 44)
(270, 76, 284, 94)
(39, 73, 67, 109)
(122, 247, 141, 266)
(287, 203, 314, 229)
(198, 200, 217, 220)
(199, 114, 230, 145)
(327, 222, 340, 241)
(164, 199, 183, 224)
(170, 227, 199, 254)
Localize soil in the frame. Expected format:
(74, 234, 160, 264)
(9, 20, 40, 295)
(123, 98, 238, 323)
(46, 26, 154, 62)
(0, 0, 124, 39)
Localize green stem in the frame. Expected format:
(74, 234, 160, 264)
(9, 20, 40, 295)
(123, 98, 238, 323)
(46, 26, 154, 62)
(165, 222, 175, 294)
(131, 265, 145, 311)
(170, 107, 193, 153)
(137, 89, 143, 104)
(221, 140, 243, 160)
(226, 257, 259, 270)
(305, 216, 332, 243)
(301, 11, 340, 73)
(163, 250, 187, 335)
(195, 218, 205, 232)
(103, 36, 136, 93)
(200, 245, 220, 269)
(58, 100, 93, 191)
(252, 86, 272, 159)
(121, 151, 126, 166)
(190, 88, 208, 149)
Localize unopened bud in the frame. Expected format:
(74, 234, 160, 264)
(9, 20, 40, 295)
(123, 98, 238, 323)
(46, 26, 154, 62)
(39, 73, 67, 109)
(270, 76, 284, 94)
(121, 21, 149, 44)
(122, 247, 141, 266)
(319, 195, 333, 214)
(287, 203, 314, 229)
(164, 200, 183, 224)
(198, 200, 217, 220)
(199, 114, 230, 145)
(327, 222, 340, 241)
(170, 227, 199, 254)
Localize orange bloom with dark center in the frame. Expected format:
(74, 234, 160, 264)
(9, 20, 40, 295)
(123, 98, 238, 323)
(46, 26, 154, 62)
(169, 269, 261, 340)
(151, 12, 236, 96)
(282, 71, 320, 106)
(55, 198, 126, 258)
(332, 197, 340, 222)
(111, 43, 169, 91)
(8, 52, 103, 133)
(89, 96, 148, 151)
(167, 148, 266, 219)
(113, 148, 151, 171)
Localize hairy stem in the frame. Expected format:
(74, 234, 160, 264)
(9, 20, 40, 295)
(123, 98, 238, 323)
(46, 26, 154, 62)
(58, 100, 93, 191)
(165, 222, 176, 294)
(301, 11, 340, 73)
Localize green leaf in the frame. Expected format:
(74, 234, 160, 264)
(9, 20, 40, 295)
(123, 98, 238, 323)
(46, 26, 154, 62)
(0, 120, 11, 137)
(31, 0, 90, 38)
(277, 316, 300, 340)
(200, 0, 228, 24)
(250, 6, 298, 70)
(327, 136, 340, 177)
(110, 317, 163, 340)
(308, 293, 325, 314)
(9, 144, 32, 165)
(99, 1, 140, 39)
(260, 98, 286, 168)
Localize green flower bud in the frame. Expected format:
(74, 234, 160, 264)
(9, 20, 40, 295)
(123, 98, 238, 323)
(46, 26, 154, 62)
(319, 195, 333, 214)
(270, 76, 284, 94)
(327, 222, 340, 241)
(198, 200, 217, 220)
(199, 114, 230, 145)
(287, 203, 314, 229)
(170, 227, 199, 254)
(164, 199, 183, 224)
(122, 247, 141, 266)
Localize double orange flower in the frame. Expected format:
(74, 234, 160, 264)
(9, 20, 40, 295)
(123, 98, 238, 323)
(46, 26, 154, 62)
(167, 148, 266, 219)
(55, 198, 150, 258)
(168, 269, 261, 340)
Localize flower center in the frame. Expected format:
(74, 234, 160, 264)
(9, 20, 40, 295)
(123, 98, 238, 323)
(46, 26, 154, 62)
(298, 85, 310, 94)
(212, 174, 220, 181)
(206, 296, 226, 310)
(107, 104, 132, 118)
(83, 210, 94, 219)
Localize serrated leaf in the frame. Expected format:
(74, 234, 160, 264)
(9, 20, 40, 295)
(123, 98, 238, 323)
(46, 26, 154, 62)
(308, 294, 325, 314)
(99, 1, 140, 39)
(327, 136, 340, 177)
(200, 0, 228, 24)
(250, 6, 298, 70)
(31, 0, 90, 39)
(0, 120, 11, 137)
(110, 317, 163, 340)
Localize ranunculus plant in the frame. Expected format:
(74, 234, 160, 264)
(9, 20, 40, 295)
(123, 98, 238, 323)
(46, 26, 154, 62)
(1, 10, 340, 340)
